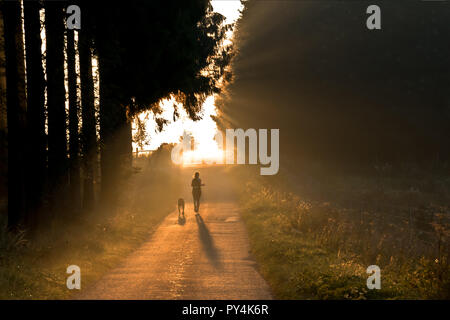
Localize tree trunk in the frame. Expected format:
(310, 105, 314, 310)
(0, 9, 8, 207)
(93, 3, 131, 208)
(78, 26, 97, 211)
(98, 54, 118, 206)
(45, 1, 67, 210)
(118, 118, 133, 170)
(67, 29, 81, 212)
(2, 0, 28, 230)
(122, 119, 132, 168)
(23, 0, 46, 227)
(98, 54, 129, 207)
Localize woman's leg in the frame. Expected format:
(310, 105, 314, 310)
(193, 191, 201, 212)
(196, 192, 201, 212)
(193, 192, 198, 212)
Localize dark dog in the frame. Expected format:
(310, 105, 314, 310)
(178, 198, 185, 217)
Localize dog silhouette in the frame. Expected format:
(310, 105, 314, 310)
(178, 198, 185, 217)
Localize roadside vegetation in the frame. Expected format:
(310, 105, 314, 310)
(239, 165, 450, 299)
(0, 148, 181, 299)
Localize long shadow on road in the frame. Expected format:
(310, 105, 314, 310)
(195, 213, 222, 269)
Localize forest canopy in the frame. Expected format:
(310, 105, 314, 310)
(0, 0, 234, 230)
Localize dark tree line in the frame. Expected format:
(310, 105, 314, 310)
(0, 0, 231, 231)
(2, 0, 27, 229)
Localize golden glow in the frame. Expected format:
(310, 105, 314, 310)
(132, 0, 243, 166)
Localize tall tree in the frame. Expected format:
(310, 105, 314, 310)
(115, 1, 231, 117)
(2, 0, 27, 229)
(92, 3, 129, 205)
(78, 23, 97, 211)
(88, 0, 231, 205)
(23, 0, 46, 226)
(97, 51, 128, 205)
(45, 1, 67, 207)
(66, 28, 80, 211)
(0, 9, 8, 204)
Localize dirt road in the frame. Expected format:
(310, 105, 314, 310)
(79, 201, 272, 299)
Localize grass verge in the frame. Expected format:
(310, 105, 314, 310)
(240, 174, 449, 299)
(0, 154, 180, 299)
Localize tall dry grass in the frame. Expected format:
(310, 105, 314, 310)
(0, 146, 183, 299)
(240, 168, 450, 299)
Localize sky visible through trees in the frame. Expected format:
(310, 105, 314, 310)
(0, 0, 236, 229)
(131, 1, 244, 162)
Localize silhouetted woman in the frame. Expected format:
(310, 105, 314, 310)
(191, 172, 204, 213)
